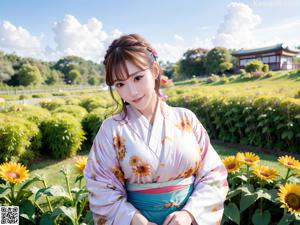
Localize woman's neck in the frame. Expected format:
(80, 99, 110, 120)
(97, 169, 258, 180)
(140, 93, 159, 124)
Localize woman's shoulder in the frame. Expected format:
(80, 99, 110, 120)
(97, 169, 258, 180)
(169, 105, 197, 119)
(97, 113, 125, 135)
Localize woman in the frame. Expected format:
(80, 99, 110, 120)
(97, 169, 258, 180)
(84, 34, 228, 225)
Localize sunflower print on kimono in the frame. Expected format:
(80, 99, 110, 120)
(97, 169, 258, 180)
(84, 98, 229, 225)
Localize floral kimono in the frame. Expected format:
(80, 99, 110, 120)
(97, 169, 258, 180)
(84, 98, 228, 225)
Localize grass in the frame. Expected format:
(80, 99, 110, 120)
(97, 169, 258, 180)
(28, 144, 288, 187)
(170, 70, 300, 99)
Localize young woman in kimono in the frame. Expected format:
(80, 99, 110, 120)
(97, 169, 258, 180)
(84, 34, 229, 225)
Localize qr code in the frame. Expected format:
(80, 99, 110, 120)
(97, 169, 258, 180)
(0, 206, 19, 225)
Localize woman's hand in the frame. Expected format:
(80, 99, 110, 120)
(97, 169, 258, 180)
(162, 210, 194, 225)
(131, 212, 158, 225)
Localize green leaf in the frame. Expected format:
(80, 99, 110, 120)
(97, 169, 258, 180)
(19, 199, 35, 223)
(52, 206, 77, 225)
(252, 209, 271, 225)
(224, 202, 240, 225)
(83, 211, 93, 225)
(281, 131, 294, 140)
(40, 213, 54, 225)
(278, 213, 294, 225)
(35, 185, 70, 201)
(240, 193, 258, 212)
(256, 188, 277, 202)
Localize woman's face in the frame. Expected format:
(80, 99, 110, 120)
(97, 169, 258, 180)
(113, 60, 158, 114)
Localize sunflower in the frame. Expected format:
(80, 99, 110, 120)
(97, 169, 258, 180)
(117, 147, 126, 161)
(252, 164, 278, 182)
(0, 162, 29, 184)
(75, 156, 88, 175)
(222, 156, 241, 174)
(175, 117, 192, 132)
(97, 215, 107, 225)
(129, 155, 140, 166)
(111, 166, 125, 184)
(278, 183, 300, 215)
(236, 152, 260, 166)
(133, 161, 151, 177)
(113, 135, 125, 150)
(183, 167, 194, 178)
(278, 155, 300, 170)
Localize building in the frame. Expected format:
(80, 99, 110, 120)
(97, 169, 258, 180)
(232, 43, 299, 71)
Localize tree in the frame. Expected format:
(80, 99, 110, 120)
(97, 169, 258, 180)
(177, 48, 208, 79)
(205, 47, 233, 75)
(0, 61, 14, 83)
(66, 69, 81, 84)
(15, 63, 43, 86)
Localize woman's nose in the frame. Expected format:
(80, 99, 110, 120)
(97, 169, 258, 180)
(127, 83, 138, 96)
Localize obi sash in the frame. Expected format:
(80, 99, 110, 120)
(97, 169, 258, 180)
(126, 176, 194, 225)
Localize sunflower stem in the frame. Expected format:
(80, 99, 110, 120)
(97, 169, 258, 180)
(65, 172, 74, 204)
(42, 180, 53, 212)
(284, 168, 291, 184)
(246, 165, 250, 184)
(10, 183, 15, 205)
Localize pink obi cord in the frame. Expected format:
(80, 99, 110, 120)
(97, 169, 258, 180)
(133, 185, 188, 194)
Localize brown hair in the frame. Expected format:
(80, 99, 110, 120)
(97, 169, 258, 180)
(103, 34, 162, 119)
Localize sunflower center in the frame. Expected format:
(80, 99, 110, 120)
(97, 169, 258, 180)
(287, 162, 294, 166)
(227, 163, 236, 170)
(260, 171, 270, 177)
(285, 193, 300, 210)
(6, 171, 20, 179)
(245, 158, 253, 163)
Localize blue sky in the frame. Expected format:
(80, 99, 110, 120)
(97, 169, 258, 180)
(0, 0, 299, 63)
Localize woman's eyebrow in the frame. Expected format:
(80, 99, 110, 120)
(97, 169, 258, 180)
(129, 68, 147, 76)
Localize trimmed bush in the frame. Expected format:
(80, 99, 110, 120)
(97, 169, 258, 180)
(245, 60, 264, 72)
(0, 115, 41, 164)
(40, 113, 85, 159)
(79, 96, 114, 112)
(168, 94, 300, 153)
(52, 105, 88, 120)
(39, 98, 66, 111)
(2, 104, 51, 126)
(262, 64, 269, 72)
(81, 107, 112, 143)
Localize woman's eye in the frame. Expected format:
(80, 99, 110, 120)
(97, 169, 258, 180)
(115, 83, 124, 88)
(134, 75, 143, 81)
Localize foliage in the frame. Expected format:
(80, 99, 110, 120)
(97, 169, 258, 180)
(40, 113, 85, 159)
(222, 152, 300, 225)
(52, 105, 88, 120)
(0, 161, 92, 225)
(177, 48, 208, 79)
(245, 60, 264, 73)
(81, 107, 111, 143)
(0, 115, 41, 164)
(15, 63, 43, 86)
(205, 47, 233, 75)
(39, 98, 66, 111)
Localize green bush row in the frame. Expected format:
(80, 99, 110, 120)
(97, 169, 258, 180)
(168, 95, 300, 153)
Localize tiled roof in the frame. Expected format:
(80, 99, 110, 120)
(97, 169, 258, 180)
(232, 43, 299, 56)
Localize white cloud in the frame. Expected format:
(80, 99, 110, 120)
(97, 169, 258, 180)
(212, 2, 261, 49)
(0, 21, 43, 58)
(174, 34, 184, 42)
(49, 15, 108, 62)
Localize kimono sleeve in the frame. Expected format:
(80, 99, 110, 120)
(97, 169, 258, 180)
(84, 123, 137, 225)
(182, 111, 229, 225)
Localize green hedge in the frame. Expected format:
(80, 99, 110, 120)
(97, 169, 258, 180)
(40, 113, 85, 159)
(168, 95, 300, 153)
(0, 115, 42, 164)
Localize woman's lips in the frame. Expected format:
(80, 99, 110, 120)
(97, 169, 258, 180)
(132, 95, 145, 103)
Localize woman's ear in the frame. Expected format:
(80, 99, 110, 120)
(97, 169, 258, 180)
(152, 62, 160, 79)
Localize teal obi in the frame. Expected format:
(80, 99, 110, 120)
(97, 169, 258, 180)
(126, 176, 194, 225)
